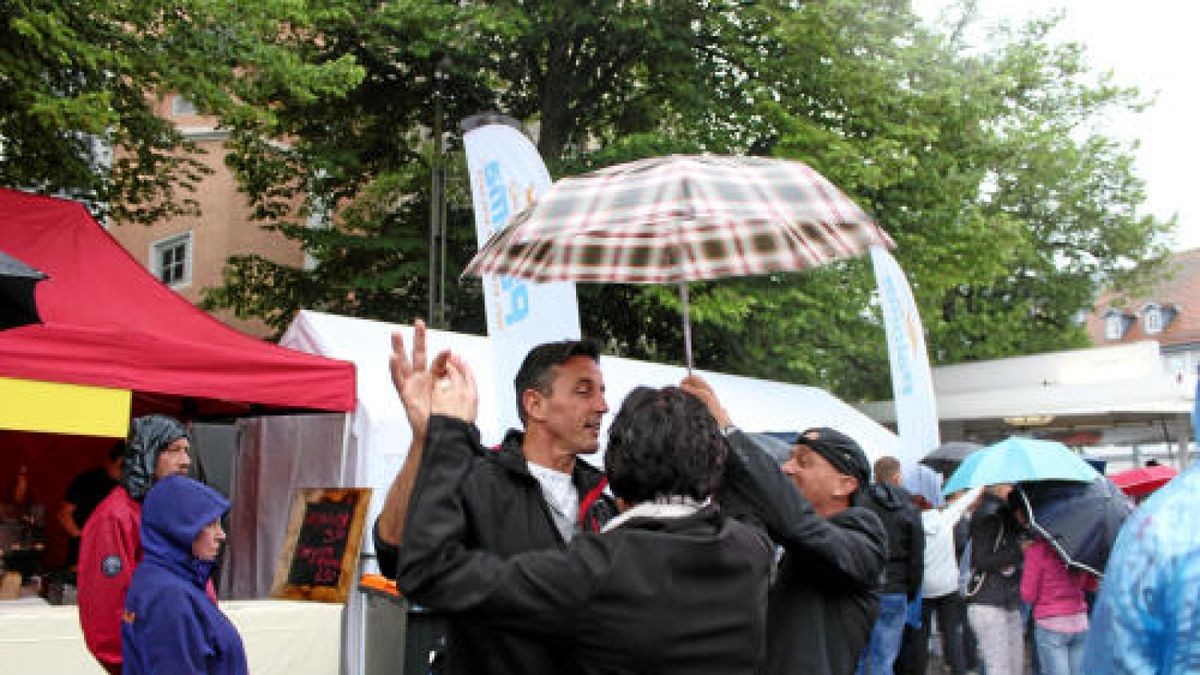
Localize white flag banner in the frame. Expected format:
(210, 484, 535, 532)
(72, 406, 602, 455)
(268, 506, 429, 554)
(463, 119, 582, 442)
(871, 246, 940, 464)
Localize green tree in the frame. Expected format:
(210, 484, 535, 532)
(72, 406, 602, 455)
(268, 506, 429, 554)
(581, 1, 1172, 399)
(206, 0, 764, 332)
(205, 0, 1172, 400)
(0, 0, 362, 224)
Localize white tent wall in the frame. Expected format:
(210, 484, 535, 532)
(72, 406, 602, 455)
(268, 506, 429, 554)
(230, 310, 901, 675)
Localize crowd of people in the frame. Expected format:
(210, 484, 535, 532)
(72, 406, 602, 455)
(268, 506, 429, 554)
(370, 321, 1184, 675)
(64, 318, 1199, 674)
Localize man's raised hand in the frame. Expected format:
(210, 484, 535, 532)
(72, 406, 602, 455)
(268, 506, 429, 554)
(390, 319, 451, 439)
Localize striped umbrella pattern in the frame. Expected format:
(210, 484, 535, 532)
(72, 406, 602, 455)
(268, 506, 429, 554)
(463, 154, 893, 284)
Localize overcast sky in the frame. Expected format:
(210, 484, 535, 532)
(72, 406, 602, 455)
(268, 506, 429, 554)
(914, 0, 1199, 252)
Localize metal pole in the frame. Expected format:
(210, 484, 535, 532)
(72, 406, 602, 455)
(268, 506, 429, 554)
(438, 159, 448, 326)
(429, 60, 444, 326)
(679, 282, 693, 373)
(431, 57, 453, 328)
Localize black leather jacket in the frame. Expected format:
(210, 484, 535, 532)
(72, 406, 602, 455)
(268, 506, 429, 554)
(965, 493, 1023, 609)
(396, 416, 772, 675)
(374, 425, 613, 675)
(721, 431, 886, 675)
(861, 482, 925, 598)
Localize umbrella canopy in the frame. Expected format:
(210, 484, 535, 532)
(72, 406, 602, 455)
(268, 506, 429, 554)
(942, 436, 1100, 495)
(462, 154, 893, 368)
(1014, 478, 1134, 576)
(0, 249, 48, 330)
(744, 431, 794, 465)
(1109, 464, 1179, 498)
(464, 154, 891, 283)
(921, 440, 982, 477)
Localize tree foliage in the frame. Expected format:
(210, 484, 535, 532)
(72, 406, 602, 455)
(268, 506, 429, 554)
(0, 0, 362, 223)
(193, 0, 1172, 399)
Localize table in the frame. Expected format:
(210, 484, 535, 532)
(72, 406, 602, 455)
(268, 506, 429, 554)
(0, 598, 344, 674)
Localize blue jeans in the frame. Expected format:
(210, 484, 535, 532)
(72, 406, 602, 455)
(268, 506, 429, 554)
(1034, 624, 1086, 675)
(858, 593, 908, 675)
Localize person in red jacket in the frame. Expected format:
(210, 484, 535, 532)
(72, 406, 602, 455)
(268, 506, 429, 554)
(77, 415, 192, 674)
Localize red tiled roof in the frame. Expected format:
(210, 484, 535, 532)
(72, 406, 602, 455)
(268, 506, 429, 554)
(1085, 248, 1200, 347)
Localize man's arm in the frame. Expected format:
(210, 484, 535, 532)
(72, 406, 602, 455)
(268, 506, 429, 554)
(396, 417, 591, 621)
(58, 501, 82, 538)
(395, 366, 588, 636)
(726, 430, 885, 589)
(375, 321, 439, 555)
(680, 374, 885, 590)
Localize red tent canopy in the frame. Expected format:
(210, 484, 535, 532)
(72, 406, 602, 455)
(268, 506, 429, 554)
(0, 188, 355, 418)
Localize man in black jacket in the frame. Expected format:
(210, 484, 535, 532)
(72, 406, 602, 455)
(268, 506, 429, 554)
(374, 320, 616, 675)
(397, 357, 773, 675)
(681, 376, 887, 675)
(857, 456, 925, 675)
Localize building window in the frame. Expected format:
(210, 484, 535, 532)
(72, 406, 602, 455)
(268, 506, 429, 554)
(1104, 310, 1129, 340)
(1143, 303, 1163, 334)
(171, 95, 197, 116)
(152, 232, 192, 288)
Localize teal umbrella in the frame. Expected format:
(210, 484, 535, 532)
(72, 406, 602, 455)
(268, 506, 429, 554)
(942, 436, 1099, 495)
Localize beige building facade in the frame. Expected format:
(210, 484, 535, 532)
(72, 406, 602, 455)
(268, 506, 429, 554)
(105, 95, 305, 338)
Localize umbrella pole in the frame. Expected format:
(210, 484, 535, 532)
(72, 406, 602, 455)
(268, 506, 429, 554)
(679, 282, 693, 373)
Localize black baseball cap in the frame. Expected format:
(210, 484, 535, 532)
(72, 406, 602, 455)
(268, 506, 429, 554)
(794, 427, 871, 489)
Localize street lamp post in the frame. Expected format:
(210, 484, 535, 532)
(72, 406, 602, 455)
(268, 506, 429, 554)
(429, 56, 451, 328)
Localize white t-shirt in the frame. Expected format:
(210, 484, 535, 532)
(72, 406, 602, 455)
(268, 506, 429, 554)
(527, 462, 579, 542)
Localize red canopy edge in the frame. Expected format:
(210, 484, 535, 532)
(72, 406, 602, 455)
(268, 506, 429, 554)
(1109, 464, 1179, 498)
(0, 188, 355, 417)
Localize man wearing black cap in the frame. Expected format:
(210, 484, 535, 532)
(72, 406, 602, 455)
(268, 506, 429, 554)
(682, 376, 886, 675)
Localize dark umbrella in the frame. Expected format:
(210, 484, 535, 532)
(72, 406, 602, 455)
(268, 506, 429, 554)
(0, 249, 48, 330)
(745, 432, 794, 465)
(1013, 478, 1134, 577)
(921, 440, 982, 477)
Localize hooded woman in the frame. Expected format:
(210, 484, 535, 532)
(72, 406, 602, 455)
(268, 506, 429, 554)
(121, 475, 247, 674)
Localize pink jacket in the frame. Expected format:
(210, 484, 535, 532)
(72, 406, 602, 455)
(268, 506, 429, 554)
(1019, 539, 1096, 619)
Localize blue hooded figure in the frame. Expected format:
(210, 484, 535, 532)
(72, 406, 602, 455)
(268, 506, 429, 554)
(121, 476, 247, 674)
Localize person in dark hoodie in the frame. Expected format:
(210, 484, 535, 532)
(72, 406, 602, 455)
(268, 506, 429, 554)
(78, 414, 192, 674)
(122, 475, 247, 674)
(964, 484, 1025, 675)
(857, 456, 925, 675)
(681, 375, 886, 675)
(396, 354, 773, 675)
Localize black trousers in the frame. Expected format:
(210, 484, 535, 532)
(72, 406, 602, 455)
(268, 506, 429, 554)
(895, 592, 969, 675)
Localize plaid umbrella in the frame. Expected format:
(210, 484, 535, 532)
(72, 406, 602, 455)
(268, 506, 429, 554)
(462, 154, 893, 366)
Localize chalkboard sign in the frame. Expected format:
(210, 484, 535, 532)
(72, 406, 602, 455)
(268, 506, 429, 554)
(270, 487, 371, 603)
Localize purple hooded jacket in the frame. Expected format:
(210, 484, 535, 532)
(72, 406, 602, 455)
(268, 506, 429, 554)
(121, 476, 247, 674)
